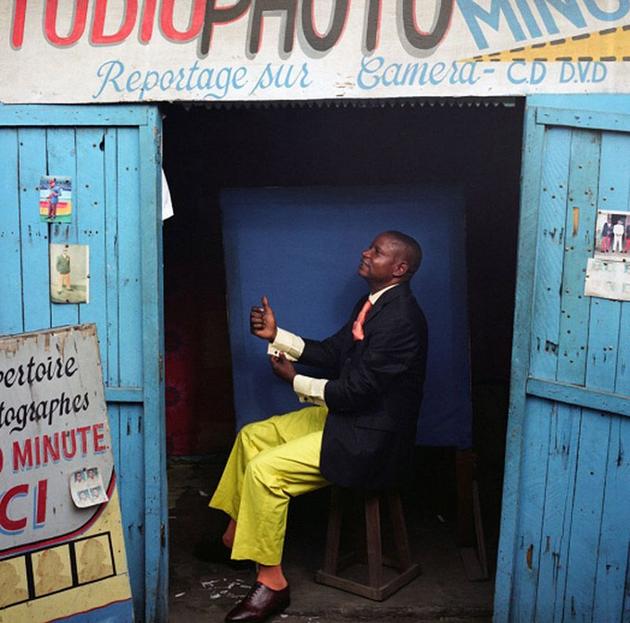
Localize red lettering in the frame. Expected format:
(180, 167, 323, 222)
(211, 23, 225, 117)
(62, 430, 77, 459)
(91, 0, 138, 45)
(161, 0, 206, 42)
(11, 0, 28, 48)
(12, 439, 32, 472)
(0, 484, 28, 532)
(36, 479, 47, 525)
(93, 423, 107, 452)
(77, 426, 91, 455)
(43, 432, 60, 463)
(44, 0, 89, 46)
(139, 0, 158, 43)
(35, 436, 41, 467)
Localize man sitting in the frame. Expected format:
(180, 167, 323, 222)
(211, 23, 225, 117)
(210, 231, 428, 622)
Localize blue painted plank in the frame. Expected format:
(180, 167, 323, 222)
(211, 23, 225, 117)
(537, 107, 630, 133)
(526, 378, 630, 417)
(494, 107, 545, 623)
(529, 96, 630, 116)
(0, 104, 148, 127)
(586, 132, 630, 393)
(557, 129, 600, 385)
(510, 397, 552, 623)
(593, 416, 630, 622)
(118, 404, 145, 622)
(562, 407, 610, 621)
(18, 128, 51, 332)
(47, 128, 80, 329)
(612, 136, 630, 397)
(104, 128, 120, 387)
(75, 129, 108, 365)
(0, 129, 23, 335)
(534, 403, 581, 622)
(116, 127, 145, 621)
(529, 126, 570, 381)
(117, 127, 143, 386)
(139, 108, 167, 623)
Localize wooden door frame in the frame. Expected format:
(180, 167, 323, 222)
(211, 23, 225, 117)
(494, 97, 630, 622)
(0, 103, 167, 621)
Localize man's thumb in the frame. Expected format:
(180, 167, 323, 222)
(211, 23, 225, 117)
(261, 295, 270, 310)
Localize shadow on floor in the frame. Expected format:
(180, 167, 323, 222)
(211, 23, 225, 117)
(168, 460, 495, 622)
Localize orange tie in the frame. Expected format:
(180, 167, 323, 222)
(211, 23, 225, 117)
(352, 299, 373, 341)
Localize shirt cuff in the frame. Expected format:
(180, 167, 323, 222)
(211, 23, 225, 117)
(293, 374, 328, 407)
(270, 327, 305, 361)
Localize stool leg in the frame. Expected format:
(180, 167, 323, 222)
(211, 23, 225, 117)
(365, 493, 383, 588)
(387, 492, 412, 571)
(322, 487, 343, 574)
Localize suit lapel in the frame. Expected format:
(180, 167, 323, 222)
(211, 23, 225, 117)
(364, 283, 409, 327)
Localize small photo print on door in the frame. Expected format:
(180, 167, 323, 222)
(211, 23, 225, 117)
(39, 176, 72, 223)
(595, 210, 630, 261)
(50, 244, 89, 304)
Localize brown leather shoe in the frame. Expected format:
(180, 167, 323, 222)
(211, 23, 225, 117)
(225, 581, 290, 622)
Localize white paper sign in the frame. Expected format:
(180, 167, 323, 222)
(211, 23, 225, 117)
(584, 258, 630, 302)
(2, 3, 630, 103)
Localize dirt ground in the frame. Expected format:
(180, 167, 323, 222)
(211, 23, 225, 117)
(167, 460, 495, 622)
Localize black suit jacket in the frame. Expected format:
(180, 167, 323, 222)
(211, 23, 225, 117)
(299, 282, 427, 490)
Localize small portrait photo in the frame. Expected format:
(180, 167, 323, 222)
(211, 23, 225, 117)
(73, 469, 85, 483)
(39, 175, 72, 223)
(49, 243, 90, 304)
(595, 210, 630, 261)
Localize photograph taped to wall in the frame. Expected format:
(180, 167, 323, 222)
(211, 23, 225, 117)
(49, 243, 89, 304)
(39, 176, 72, 223)
(594, 210, 630, 261)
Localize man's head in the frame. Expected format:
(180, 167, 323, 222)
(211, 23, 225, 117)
(358, 231, 422, 292)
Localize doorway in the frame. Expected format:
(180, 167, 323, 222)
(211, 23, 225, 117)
(161, 99, 524, 617)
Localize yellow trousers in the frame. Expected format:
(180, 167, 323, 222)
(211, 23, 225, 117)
(209, 406, 329, 565)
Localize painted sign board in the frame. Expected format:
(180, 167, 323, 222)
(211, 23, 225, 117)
(0, 324, 133, 622)
(1, 2, 629, 104)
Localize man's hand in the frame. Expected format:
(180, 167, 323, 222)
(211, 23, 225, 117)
(269, 354, 296, 384)
(250, 296, 277, 342)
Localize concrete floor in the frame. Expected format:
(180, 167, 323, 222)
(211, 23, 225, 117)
(167, 460, 495, 622)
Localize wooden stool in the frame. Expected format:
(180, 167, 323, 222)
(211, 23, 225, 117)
(315, 487, 421, 601)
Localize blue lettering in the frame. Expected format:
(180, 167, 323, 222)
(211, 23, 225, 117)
(92, 60, 125, 99)
(507, 60, 528, 84)
(357, 55, 384, 90)
(534, 0, 586, 35)
(126, 70, 142, 92)
(583, 0, 629, 20)
(515, 0, 543, 37)
(456, 0, 526, 50)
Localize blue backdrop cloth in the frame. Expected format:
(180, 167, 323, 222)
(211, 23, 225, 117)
(220, 185, 472, 448)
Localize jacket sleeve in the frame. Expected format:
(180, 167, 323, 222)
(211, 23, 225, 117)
(299, 319, 354, 370)
(323, 318, 421, 413)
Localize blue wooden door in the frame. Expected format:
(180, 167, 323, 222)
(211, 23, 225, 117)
(495, 96, 630, 622)
(0, 105, 166, 622)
